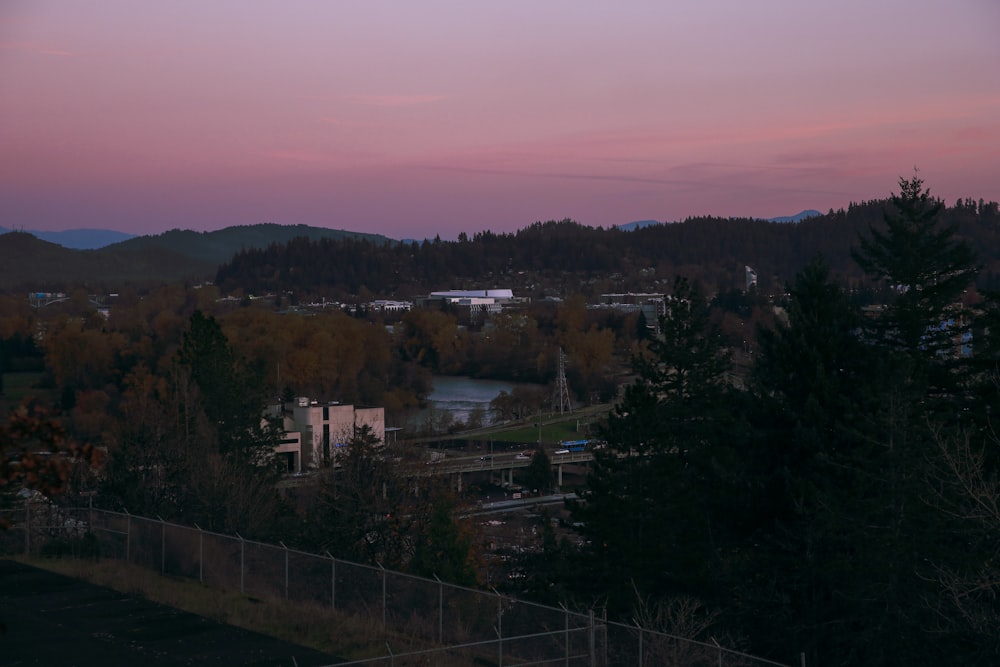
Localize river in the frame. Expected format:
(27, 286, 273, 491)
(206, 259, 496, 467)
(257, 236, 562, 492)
(401, 375, 538, 431)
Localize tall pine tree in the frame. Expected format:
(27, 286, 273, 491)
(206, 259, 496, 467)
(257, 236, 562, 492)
(568, 277, 742, 613)
(852, 174, 978, 383)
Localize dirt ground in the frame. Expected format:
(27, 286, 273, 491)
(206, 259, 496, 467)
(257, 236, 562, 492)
(0, 559, 342, 666)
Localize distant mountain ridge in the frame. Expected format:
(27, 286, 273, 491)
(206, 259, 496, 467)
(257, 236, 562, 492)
(0, 227, 136, 250)
(106, 223, 393, 264)
(766, 209, 822, 223)
(617, 210, 822, 230)
(0, 223, 394, 289)
(5, 211, 821, 252)
(617, 220, 662, 231)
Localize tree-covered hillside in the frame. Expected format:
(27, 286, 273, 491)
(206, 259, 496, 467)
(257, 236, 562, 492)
(0, 223, 395, 290)
(215, 197, 1000, 300)
(107, 223, 393, 264)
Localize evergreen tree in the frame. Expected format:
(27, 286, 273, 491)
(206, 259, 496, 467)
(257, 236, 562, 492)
(737, 239, 981, 665)
(567, 277, 741, 612)
(842, 179, 992, 665)
(410, 496, 479, 586)
(306, 425, 412, 568)
(742, 259, 904, 663)
(524, 448, 554, 494)
(753, 257, 876, 457)
(177, 310, 278, 463)
(852, 174, 978, 364)
(169, 311, 283, 535)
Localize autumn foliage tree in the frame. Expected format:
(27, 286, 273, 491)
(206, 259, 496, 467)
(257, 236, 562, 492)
(0, 401, 101, 527)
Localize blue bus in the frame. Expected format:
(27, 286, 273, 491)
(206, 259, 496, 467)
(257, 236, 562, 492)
(559, 440, 590, 452)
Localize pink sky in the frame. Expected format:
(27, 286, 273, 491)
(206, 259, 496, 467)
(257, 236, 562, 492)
(2, 1, 999, 239)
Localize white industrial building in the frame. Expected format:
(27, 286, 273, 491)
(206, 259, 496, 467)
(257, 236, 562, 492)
(416, 289, 516, 320)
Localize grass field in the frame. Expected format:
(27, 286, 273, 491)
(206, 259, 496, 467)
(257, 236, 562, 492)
(427, 403, 611, 446)
(488, 420, 585, 444)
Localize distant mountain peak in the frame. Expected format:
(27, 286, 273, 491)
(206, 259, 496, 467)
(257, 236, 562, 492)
(617, 219, 662, 231)
(766, 210, 822, 223)
(0, 227, 136, 250)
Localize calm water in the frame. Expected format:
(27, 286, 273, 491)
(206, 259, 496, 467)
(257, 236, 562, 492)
(402, 375, 537, 430)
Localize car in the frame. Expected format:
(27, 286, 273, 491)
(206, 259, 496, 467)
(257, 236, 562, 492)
(515, 452, 532, 460)
(554, 448, 570, 455)
(479, 455, 493, 461)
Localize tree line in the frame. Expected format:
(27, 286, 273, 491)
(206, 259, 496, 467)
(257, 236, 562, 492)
(214, 196, 1000, 302)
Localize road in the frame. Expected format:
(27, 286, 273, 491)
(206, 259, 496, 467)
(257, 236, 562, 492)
(466, 492, 579, 516)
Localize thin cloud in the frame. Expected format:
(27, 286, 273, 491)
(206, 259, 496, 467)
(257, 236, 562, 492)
(0, 41, 75, 56)
(320, 116, 380, 129)
(345, 93, 446, 107)
(953, 125, 999, 143)
(256, 150, 332, 164)
(414, 162, 710, 188)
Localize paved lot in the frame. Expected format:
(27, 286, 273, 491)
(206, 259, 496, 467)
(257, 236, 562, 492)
(0, 559, 342, 666)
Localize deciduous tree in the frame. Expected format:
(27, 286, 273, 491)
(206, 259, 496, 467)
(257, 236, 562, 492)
(0, 401, 101, 526)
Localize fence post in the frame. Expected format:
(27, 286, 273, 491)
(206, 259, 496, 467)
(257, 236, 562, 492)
(380, 562, 387, 630)
(637, 621, 643, 667)
(434, 575, 443, 644)
(24, 495, 30, 557)
(711, 637, 723, 667)
(326, 551, 336, 610)
(158, 516, 166, 574)
(196, 524, 203, 583)
(281, 541, 289, 599)
(495, 589, 503, 667)
(125, 509, 131, 563)
(236, 532, 245, 594)
(562, 603, 570, 667)
(589, 609, 596, 667)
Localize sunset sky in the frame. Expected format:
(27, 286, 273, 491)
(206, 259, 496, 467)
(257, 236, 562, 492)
(2, 1, 999, 239)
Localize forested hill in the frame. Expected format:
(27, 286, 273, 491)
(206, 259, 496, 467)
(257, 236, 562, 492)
(106, 223, 393, 264)
(215, 198, 1000, 299)
(0, 223, 394, 289)
(0, 231, 213, 290)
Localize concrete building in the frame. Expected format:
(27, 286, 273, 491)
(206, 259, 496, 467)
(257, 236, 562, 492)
(267, 398, 385, 472)
(370, 299, 412, 313)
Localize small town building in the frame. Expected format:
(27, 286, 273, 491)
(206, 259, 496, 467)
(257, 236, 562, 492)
(415, 289, 515, 320)
(266, 398, 385, 472)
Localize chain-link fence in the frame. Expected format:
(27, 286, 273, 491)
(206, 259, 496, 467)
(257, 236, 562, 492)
(2, 497, 793, 667)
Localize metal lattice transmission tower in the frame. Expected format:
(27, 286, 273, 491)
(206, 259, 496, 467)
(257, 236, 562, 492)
(555, 347, 571, 414)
